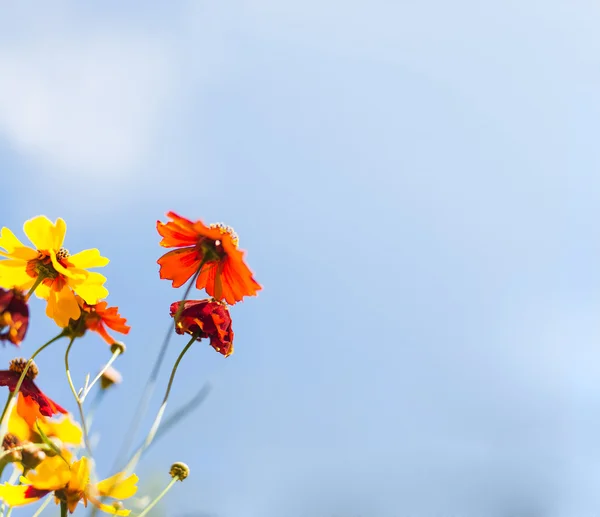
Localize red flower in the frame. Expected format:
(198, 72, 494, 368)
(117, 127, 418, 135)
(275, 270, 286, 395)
(0, 289, 29, 346)
(72, 296, 130, 345)
(0, 359, 67, 417)
(157, 212, 261, 305)
(170, 299, 234, 357)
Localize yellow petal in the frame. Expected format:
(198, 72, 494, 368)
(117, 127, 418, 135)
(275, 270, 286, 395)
(72, 272, 109, 305)
(51, 218, 67, 250)
(39, 416, 82, 446)
(0, 483, 44, 507)
(68, 457, 91, 494)
(96, 473, 138, 500)
(48, 286, 81, 328)
(0, 262, 35, 290)
(50, 251, 86, 280)
(35, 282, 51, 300)
(0, 228, 38, 260)
(69, 249, 110, 269)
(7, 405, 31, 442)
(26, 455, 71, 490)
(23, 216, 60, 251)
(93, 500, 131, 516)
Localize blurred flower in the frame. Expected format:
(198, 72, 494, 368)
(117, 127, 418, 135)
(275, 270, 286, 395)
(1, 432, 46, 469)
(9, 393, 81, 446)
(157, 212, 261, 304)
(70, 296, 130, 345)
(170, 299, 234, 357)
(0, 454, 138, 515)
(0, 216, 109, 327)
(0, 288, 28, 345)
(100, 366, 122, 390)
(0, 359, 67, 417)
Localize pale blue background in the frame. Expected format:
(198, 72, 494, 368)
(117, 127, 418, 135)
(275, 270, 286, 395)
(0, 1, 599, 516)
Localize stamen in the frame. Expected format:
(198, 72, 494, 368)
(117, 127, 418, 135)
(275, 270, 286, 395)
(56, 247, 70, 260)
(9, 358, 38, 380)
(209, 223, 239, 247)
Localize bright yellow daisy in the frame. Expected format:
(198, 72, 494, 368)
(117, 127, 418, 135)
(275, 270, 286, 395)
(0, 454, 138, 515)
(0, 216, 109, 327)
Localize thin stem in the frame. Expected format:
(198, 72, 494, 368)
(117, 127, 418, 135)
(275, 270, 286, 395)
(111, 263, 205, 471)
(64, 336, 93, 456)
(123, 335, 197, 475)
(60, 500, 67, 517)
(31, 497, 52, 517)
(24, 274, 47, 302)
(136, 478, 178, 517)
(80, 349, 121, 403)
(0, 331, 66, 436)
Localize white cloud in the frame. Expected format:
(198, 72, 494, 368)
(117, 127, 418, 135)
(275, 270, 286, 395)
(0, 33, 174, 176)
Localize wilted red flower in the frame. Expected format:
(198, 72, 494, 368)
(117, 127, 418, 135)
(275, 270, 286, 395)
(170, 299, 234, 357)
(157, 212, 261, 305)
(0, 359, 67, 417)
(71, 296, 130, 345)
(0, 289, 29, 346)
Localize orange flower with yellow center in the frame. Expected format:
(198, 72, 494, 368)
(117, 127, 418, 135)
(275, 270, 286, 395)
(157, 212, 261, 304)
(0, 216, 109, 327)
(0, 454, 138, 515)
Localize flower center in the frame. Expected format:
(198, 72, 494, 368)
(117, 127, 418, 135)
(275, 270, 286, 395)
(56, 247, 70, 260)
(209, 223, 239, 248)
(27, 252, 59, 280)
(9, 358, 38, 380)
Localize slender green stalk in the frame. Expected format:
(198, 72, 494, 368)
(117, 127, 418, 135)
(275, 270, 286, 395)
(80, 349, 121, 403)
(24, 273, 47, 301)
(64, 336, 93, 456)
(124, 335, 197, 475)
(135, 478, 177, 517)
(60, 500, 67, 517)
(31, 497, 52, 517)
(0, 331, 67, 437)
(111, 263, 206, 471)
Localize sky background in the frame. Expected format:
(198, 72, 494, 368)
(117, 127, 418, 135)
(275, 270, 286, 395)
(0, 1, 599, 516)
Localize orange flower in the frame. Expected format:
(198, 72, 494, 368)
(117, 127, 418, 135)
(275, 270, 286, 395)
(70, 296, 130, 345)
(157, 212, 261, 304)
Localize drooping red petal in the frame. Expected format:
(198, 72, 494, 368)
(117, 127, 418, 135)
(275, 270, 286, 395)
(24, 486, 51, 499)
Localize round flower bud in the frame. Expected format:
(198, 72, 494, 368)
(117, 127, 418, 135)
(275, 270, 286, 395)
(169, 462, 190, 481)
(110, 341, 126, 355)
(100, 366, 122, 390)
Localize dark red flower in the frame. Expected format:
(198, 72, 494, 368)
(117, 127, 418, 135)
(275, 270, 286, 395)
(0, 288, 29, 346)
(0, 359, 67, 417)
(170, 299, 234, 357)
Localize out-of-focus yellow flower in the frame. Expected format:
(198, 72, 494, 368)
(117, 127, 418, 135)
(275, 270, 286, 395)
(8, 394, 82, 446)
(0, 216, 109, 327)
(0, 455, 138, 515)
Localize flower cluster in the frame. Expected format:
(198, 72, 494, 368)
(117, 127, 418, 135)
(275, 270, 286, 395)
(0, 213, 260, 515)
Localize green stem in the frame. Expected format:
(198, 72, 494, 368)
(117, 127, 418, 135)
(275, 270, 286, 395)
(111, 262, 205, 474)
(124, 334, 197, 475)
(24, 274, 47, 302)
(0, 331, 67, 435)
(64, 336, 93, 456)
(80, 349, 121, 403)
(136, 478, 178, 517)
(60, 500, 67, 517)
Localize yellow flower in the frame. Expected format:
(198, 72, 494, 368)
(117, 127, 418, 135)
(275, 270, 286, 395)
(0, 455, 138, 515)
(9, 393, 82, 446)
(0, 216, 109, 327)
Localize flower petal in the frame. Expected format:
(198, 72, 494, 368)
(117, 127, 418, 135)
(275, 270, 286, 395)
(157, 248, 201, 288)
(23, 216, 62, 251)
(25, 455, 71, 490)
(68, 457, 91, 494)
(0, 228, 38, 260)
(97, 473, 138, 500)
(72, 272, 108, 305)
(69, 249, 110, 269)
(47, 286, 80, 328)
(0, 483, 46, 507)
(0, 262, 36, 291)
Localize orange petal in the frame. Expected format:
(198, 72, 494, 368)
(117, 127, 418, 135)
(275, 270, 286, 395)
(157, 248, 202, 288)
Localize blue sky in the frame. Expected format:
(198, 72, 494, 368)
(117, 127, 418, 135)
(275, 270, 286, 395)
(1, 1, 600, 516)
